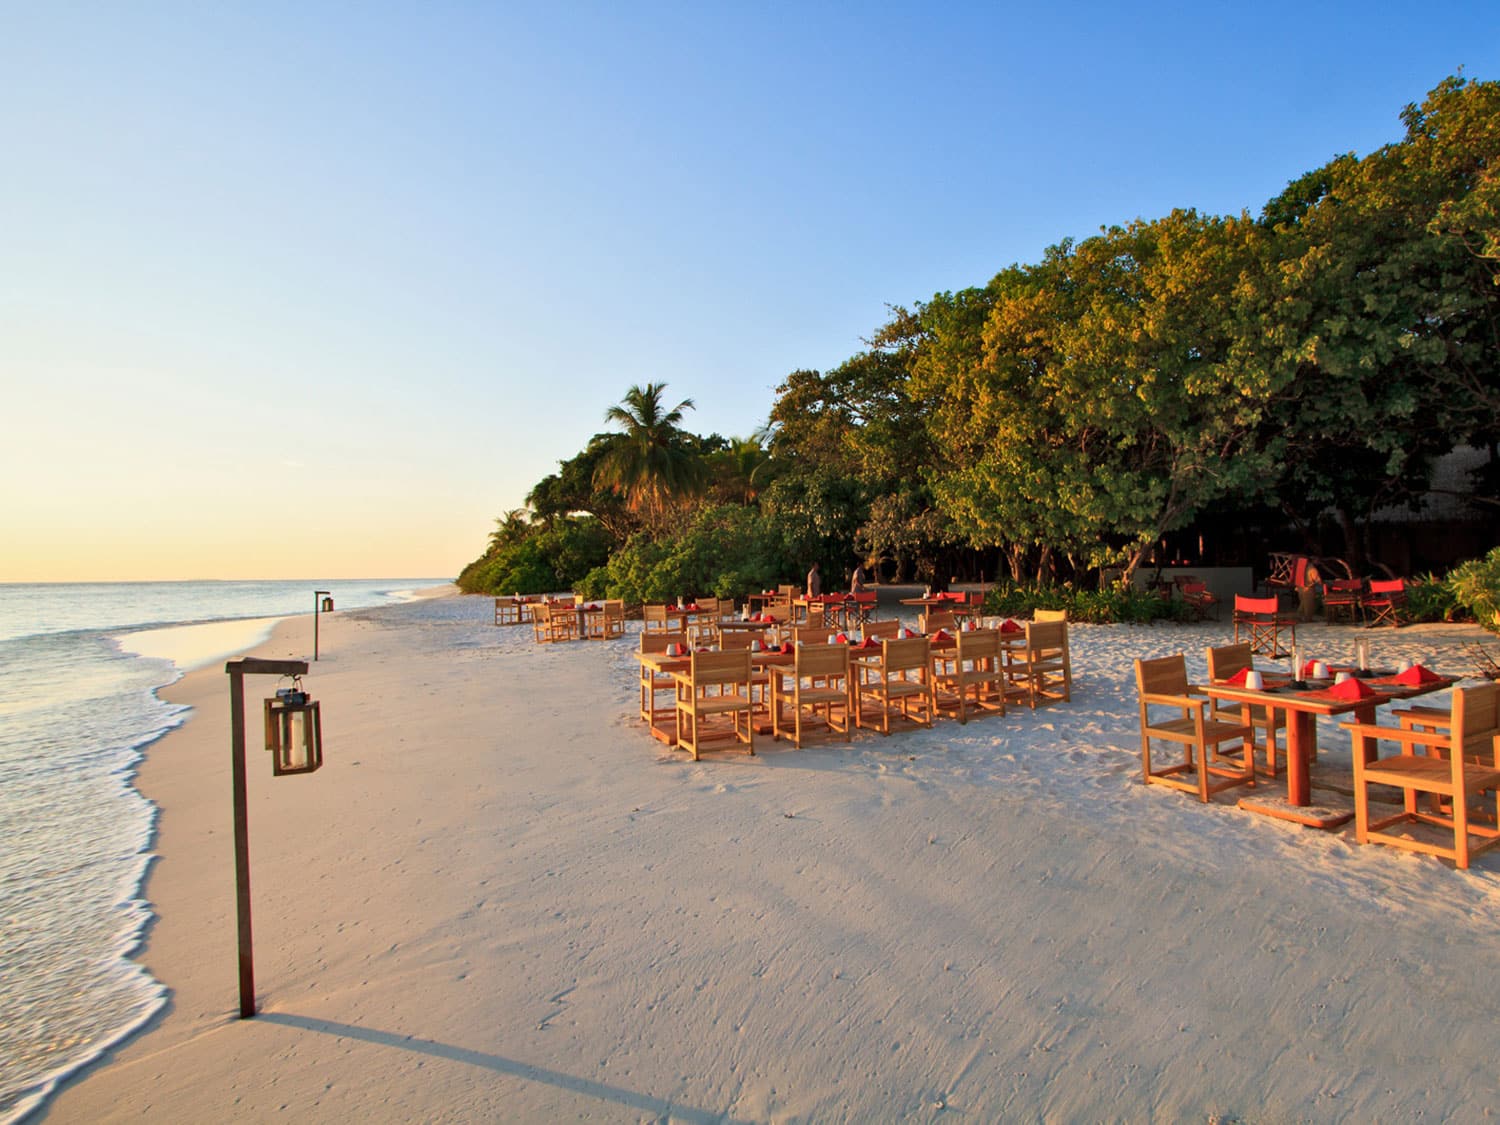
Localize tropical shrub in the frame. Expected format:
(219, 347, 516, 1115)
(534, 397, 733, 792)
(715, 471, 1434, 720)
(456, 516, 610, 595)
(457, 537, 556, 595)
(1403, 572, 1462, 624)
(981, 582, 1189, 624)
(1447, 548, 1500, 631)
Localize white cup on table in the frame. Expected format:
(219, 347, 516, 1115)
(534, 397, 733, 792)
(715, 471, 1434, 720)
(1245, 670, 1264, 691)
(1311, 660, 1329, 680)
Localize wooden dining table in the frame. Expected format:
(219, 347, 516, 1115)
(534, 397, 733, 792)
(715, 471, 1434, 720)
(899, 596, 959, 610)
(633, 648, 794, 743)
(1197, 671, 1455, 828)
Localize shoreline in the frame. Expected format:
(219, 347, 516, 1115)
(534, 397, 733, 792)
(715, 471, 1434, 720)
(40, 596, 1500, 1121)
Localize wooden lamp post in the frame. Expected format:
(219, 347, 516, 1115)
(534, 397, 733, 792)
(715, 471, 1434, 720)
(314, 590, 332, 660)
(225, 657, 324, 1018)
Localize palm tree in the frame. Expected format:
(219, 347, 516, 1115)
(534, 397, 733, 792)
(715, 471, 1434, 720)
(488, 508, 531, 550)
(709, 435, 774, 506)
(593, 383, 705, 526)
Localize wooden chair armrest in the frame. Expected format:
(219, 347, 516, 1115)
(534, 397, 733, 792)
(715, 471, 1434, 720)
(1339, 721, 1452, 749)
(1140, 692, 1206, 711)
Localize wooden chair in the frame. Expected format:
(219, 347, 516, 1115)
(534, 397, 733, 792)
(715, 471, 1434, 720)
(686, 597, 722, 646)
(1134, 654, 1257, 802)
(1263, 553, 1308, 597)
(931, 629, 1007, 724)
(1321, 578, 1365, 625)
(854, 636, 935, 734)
(673, 650, 755, 761)
(846, 591, 878, 627)
(1178, 581, 1219, 621)
(1205, 642, 1287, 777)
(849, 619, 901, 690)
(1232, 595, 1296, 658)
(530, 602, 555, 643)
(919, 609, 958, 635)
(771, 643, 853, 748)
(1345, 683, 1500, 869)
(716, 629, 775, 708)
(642, 603, 672, 634)
(1006, 620, 1072, 708)
(639, 631, 688, 728)
(804, 600, 828, 632)
(759, 604, 792, 645)
(543, 601, 580, 642)
(1360, 578, 1408, 628)
(816, 596, 852, 630)
(585, 599, 625, 640)
(494, 596, 522, 626)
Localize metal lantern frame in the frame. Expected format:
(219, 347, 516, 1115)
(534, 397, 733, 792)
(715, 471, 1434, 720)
(263, 674, 323, 775)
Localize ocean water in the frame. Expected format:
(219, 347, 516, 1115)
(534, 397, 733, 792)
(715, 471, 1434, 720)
(0, 579, 447, 1123)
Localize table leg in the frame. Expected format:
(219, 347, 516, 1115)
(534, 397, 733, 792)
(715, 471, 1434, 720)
(1350, 702, 1379, 763)
(1285, 710, 1314, 806)
(1237, 706, 1351, 829)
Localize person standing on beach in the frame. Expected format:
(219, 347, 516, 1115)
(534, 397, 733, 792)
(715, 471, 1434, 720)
(850, 560, 868, 594)
(807, 561, 821, 597)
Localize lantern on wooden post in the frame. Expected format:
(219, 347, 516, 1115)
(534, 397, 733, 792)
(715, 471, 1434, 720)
(264, 676, 323, 775)
(225, 656, 326, 1019)
(314, 590, 331, 660)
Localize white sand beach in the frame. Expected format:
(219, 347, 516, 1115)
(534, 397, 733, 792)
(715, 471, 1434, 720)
(43, 591, 1500, 1122)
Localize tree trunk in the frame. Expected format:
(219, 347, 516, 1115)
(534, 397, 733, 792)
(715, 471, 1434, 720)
(1006, 544, 1026, 582)
(1336, 507, 1364, 576)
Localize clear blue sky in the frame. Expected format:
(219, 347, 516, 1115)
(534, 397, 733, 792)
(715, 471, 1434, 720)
(2, 1, 1494, 580)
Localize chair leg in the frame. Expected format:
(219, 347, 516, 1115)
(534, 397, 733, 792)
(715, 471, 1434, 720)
(1454, 788, 1471, 870)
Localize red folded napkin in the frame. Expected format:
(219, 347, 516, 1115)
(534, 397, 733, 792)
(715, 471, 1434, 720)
(835, 632, 849, 644)
(1000, 619, 1021, 633)
(779, 642, 794, 654)
(1395, 664, 1443, 686)
(1223, 667, 1251, 686)
(1327, 676, 1379, 701)
(685, 603, 699, 612)
(931, 629, 952, 643)
(857, 637, 881, 649)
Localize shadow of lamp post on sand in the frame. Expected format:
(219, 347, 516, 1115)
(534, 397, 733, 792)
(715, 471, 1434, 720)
(225, 657, 324, 1019)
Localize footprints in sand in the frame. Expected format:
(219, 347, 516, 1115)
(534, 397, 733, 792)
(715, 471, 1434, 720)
(536, 984, 576, 1030)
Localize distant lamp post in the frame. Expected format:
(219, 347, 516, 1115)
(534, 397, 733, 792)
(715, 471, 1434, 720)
(226, 657, 325, 1019)
(314, 590, 332, 660)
